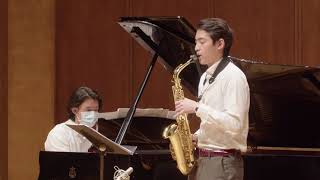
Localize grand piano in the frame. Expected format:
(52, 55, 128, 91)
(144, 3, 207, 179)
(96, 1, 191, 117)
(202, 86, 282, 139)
(39, 16, 320, 180)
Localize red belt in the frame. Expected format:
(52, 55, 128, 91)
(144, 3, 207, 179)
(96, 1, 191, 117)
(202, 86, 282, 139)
(196, 148, 240, 157)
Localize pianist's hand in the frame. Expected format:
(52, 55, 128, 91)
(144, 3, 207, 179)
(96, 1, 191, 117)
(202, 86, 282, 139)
(175, 98, 198, 117)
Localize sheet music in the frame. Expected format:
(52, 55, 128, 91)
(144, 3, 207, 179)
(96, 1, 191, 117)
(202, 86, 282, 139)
(99, 108, 176, 120)
(67, 124, 137, 155)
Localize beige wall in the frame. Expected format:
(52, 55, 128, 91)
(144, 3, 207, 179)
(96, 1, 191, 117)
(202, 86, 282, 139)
(8, 0, 55, 179)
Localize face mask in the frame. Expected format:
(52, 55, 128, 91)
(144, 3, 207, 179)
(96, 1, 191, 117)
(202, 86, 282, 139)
(80, 111, 99, 127)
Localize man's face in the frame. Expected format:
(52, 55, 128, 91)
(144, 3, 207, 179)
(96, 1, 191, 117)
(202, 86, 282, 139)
(72, 98, 99, 124)
(195, 29, 224, 67)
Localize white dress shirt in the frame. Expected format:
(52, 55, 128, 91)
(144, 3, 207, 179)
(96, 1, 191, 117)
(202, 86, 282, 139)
(195, 60, 250, 152)
(44, 119, 92, 152)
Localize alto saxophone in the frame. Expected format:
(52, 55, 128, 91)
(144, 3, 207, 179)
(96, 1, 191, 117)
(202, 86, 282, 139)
(162, 55, 197, 175)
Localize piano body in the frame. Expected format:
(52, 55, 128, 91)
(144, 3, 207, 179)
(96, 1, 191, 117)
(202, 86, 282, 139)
(39, 17, 320, 180)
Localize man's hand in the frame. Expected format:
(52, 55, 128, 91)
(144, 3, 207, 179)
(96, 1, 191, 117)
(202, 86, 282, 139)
(192, 134, 198, 147)
(175, 98, 198, 117)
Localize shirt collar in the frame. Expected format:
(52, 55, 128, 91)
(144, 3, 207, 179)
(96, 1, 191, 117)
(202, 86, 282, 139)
(65, 119, 78, 125)
(205, 58, 223, 76)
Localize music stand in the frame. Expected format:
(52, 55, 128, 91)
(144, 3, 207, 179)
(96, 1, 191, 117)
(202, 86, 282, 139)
(67, 124, 137, 180)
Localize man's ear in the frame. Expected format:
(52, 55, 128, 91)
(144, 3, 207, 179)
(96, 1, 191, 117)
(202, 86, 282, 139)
(217, 38, 225, 50)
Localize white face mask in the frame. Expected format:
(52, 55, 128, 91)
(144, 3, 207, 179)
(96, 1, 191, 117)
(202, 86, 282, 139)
(80, 111, 99, 127)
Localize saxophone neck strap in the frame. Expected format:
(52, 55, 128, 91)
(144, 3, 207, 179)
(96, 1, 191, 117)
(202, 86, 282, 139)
(198, 57, 231, 101)
(204, 57, 231, 85)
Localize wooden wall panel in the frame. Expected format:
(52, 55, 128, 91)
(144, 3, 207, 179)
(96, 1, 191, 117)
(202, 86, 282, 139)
(0, 0, 8, 178)
(8, 0, 55, 179)
(301, 0, 320, 66)
(214, 0, 296, 65)
(55, 0, 132, 122)
(55, 0, 320, 125)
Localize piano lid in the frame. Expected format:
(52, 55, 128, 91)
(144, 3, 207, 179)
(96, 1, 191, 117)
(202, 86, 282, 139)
(119, 16, 202, 95)
(119, 16, 320, 151)
(232, 57, 320, 150)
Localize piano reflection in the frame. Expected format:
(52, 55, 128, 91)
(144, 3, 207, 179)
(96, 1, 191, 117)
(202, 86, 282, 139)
(39, 16, 320, 180)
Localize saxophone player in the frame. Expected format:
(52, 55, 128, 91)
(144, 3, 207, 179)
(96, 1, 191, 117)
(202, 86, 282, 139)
(175, 18, 250, 180)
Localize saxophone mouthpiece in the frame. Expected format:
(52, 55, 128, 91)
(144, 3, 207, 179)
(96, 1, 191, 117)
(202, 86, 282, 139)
(190, 55, 198, 62)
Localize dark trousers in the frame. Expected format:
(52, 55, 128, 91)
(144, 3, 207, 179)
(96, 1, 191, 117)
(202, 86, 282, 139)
(188, 154, 244, 180)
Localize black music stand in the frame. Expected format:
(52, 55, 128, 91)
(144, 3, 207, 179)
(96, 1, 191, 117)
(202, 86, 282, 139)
(67, 124, 137, 180)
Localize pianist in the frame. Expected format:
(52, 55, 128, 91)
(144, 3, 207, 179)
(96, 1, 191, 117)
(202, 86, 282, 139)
(44, 86, 102, 152)
(175, 18, 250, 180)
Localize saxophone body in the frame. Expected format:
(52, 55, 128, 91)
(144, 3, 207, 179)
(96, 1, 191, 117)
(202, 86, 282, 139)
(162, 55, 197, 175)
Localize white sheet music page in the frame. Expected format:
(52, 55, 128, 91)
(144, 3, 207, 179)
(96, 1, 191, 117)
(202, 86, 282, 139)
(99, 108, 176, 120)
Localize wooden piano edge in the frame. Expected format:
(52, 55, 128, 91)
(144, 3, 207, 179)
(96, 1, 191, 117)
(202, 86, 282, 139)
(244, 146, 320, 156)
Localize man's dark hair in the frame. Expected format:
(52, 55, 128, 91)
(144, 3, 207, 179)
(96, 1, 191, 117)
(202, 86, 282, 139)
(197, 18, 233, 57)
(67, 86, 102, 121)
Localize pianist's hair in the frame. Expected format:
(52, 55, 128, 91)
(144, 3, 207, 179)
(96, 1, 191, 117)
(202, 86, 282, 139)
(198, 18, 233, 57)
(67, 86, 102, 121)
